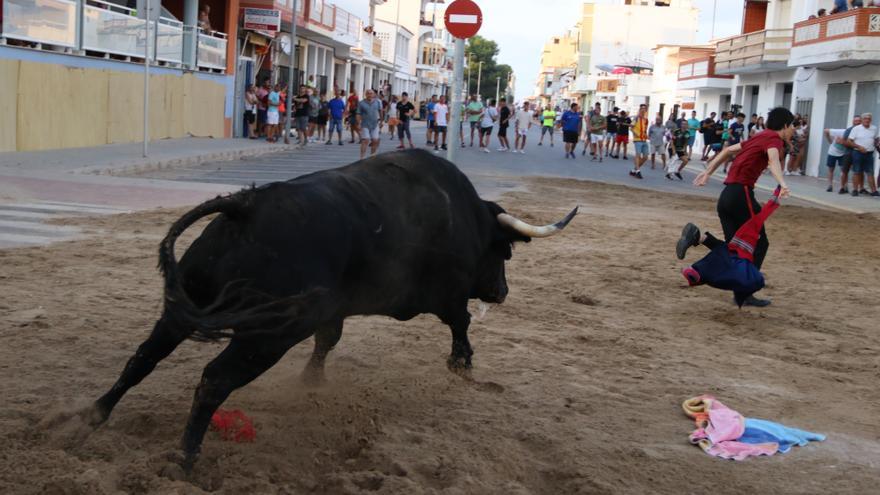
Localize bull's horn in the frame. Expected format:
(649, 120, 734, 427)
(496, 206, 578, 238)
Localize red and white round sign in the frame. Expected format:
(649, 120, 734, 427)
(444, 0, 482, 40)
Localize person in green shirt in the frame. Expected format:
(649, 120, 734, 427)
(687, 111, 700, 156)
(466, 94, 483, 147)
(538, 107, 557, 147)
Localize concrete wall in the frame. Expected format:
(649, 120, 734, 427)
(0, 47, 229, 152)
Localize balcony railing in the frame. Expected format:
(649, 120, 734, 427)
(793, 7, 880, 46)
(372, 37, 382, 58)
(334, 6, 361, 40)
(714, 28, 792, 74)
(1, 0, 225, 71)
(678, 55, 733, 81)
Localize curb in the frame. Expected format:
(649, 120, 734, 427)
(72, 144, 297, 177)
(682, 163, 868, 214)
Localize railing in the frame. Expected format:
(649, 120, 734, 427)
(1, 0, 77, 48)
(0, 0, 225, 71)
(678, 56, 733, 80)
(83, 0, 150, 59)
(197, 29, 227, 70)
(334, 6, 361, 39)
(793, 7, 880, 46)
(372, 37, 382, 58)
(714, 28, 792, 73)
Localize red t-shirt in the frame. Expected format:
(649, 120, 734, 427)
(347, 95, 359, 111)
(724, 129, 783, 187)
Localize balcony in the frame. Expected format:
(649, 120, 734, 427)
(1, 0, 226, 71)
(789, 7, 880, 68)
(714, 28, 792, 75)
(678, 55, 734, 90)
(372, 37, 382, 58)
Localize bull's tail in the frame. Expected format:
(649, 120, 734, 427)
(158, 192, 325, 341)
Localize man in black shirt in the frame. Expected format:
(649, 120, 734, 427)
(605, 107, 619, 157)
(700, 111, 717, 161)
(497, 98, 511, 151)
(613, 110, 631, 159)
(395, 91, 415, 149)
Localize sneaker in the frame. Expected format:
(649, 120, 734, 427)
(676, 223, 701, 260)
(826, 185, 833, 192)
(497, 147, 507, 151)
(741, 295, 771, 307)
(852, 190, 859, 197)
(839, 187, 848, 194)
(442, 144, 448, 150)
(682, 266, 701, 286)
(427, 140, 434, 145)
(483, 148, 490, 153)
(871, 191, 880, 197)
(628, 170, 636, 177)
(325, 140, 332, 145)
(783, 170, 791, 176)
(538, 142, 543, 146)
(434, 146, 439, 151)
(338, 142, 343, 146)
(665, 173, 674, 180)
(599, 157, 603, 163)
(636, 171, 643, 179)
(675, 172, 684, 180)
(860, 189, 869, 195)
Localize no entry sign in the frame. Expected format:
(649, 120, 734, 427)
(444, 0, 482, 39)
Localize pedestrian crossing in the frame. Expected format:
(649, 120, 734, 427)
(0, 201, 129, 249)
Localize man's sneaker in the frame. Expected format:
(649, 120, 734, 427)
(741, 295, 771, 307)
(826, 185, 834, 192)
(497, 147, 507, 151)
(339, 142, 344, 146)
(628, 170, 635, 177)
(676, 223, 701, 260)
(871, 191, 880, 197)
(852, 190, 859, 197)
(427, 140, 434, 145)
(682, 266, 701, 286)
(635, 171, 643, 179)
(675, 172, 684, 180)
(441, 144, 448, 150)
(839, 187, 849, 194)
(434, 146, 439, 151)
(483, 148, 490, 153)
(550, 143, 554, 147)
(665, 173, 674, 180)
(860, 189, 869, 194)
(325, 140, 333, 145)
(538, 142, 543, 146)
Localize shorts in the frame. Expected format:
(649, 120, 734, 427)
(329, 118, 343, 133)
(633, 141, 649, 156)
(826, 153, 851, 170)
(851, 150, 875, 174)
(435, 125, 448, 133)
(563, 131, 579, 144)
(605, 131, 616, 139)
(517, 127, 528, 137)
(317, 115, 328, 126)
(590, 133, 605, 144)
(397, 120, 411, 139)
(688, 135, 696, 147)
(541, 125, 554, 136)
(470, 121, 480, 130)
(498, 124, 508, 137)
(674, 148, 688, 159)
(650, 143, 665, 154)
(244, 111, 255, 124)
(308, 116, 317, 124)
(360, 126, 380, 141)
(615, 134, 629, 144)
(348, 114, 358, 126)
(295, 115, 309, 131)
(427, 120, 435, 130)
(257, 109, 267, 125)
(266, 110, 279, 125)
(480, 126, 493, 136)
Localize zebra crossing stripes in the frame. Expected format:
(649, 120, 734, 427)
(0, 202, 129, 249)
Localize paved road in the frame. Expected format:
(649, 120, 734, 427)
(139, 121, 734, 203)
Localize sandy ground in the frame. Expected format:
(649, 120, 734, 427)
(1, 178, 879, 494)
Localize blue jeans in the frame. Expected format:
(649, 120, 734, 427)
(851, 150, 875, 174)
(633, 141, 649, 156)
(328, 117, 343, 134)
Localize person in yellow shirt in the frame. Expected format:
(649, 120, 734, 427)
(538, 107, 557, 147)
(629, 104, 651, 179)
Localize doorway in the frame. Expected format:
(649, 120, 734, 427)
(820, 83, 852, 178)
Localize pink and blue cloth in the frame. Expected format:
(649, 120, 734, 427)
(682, 395, 825, 461)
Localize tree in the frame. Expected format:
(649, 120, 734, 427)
(464, 36, 514, 103)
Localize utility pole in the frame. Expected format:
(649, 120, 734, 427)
(711, 0, 717, 40)
(390, 0, 401, 96)
(447, 37, 465, 163)
(284, 0, 299, 144)
(142, 0, 151, 157)
(465, 52, 471, 97)
(476, 60, 483, 100)
(495, 76, 500, 103)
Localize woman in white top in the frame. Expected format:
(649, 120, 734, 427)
(479, 99, 498, 152)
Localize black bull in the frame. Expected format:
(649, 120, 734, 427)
(86, 149, 577, 468)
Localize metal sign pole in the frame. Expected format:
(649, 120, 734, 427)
(143, 0, 150, 157)
(284, 0, 299, 144)
(447, 37, 464, 163)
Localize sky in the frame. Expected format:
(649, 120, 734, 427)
(331, 0, 743, 101)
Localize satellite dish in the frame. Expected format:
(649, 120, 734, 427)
(280, 35, 291, 55)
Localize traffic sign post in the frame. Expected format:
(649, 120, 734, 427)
(444, 0, 482, 163)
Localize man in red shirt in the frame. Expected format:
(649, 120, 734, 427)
(690, 107, 793, 307)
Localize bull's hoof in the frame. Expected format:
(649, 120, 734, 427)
(300, 363, 326, 387)
(446, 354, 473, 372)
(78, 403, 110, 428)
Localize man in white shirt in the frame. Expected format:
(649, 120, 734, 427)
(432, 95, 449, 152)
(845, 112, 880, 196)
(823, 115, 860, 194)
(513, 102, 533, 154)
(479, 99, 498, 153)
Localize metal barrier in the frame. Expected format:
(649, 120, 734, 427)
(1, 0, 77, 48)
(156, 17, 183, 64)
(197, 29, 227, 71)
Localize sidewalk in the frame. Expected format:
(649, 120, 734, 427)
(684, 162, 880, 215)
(0, 137, 294, 210)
